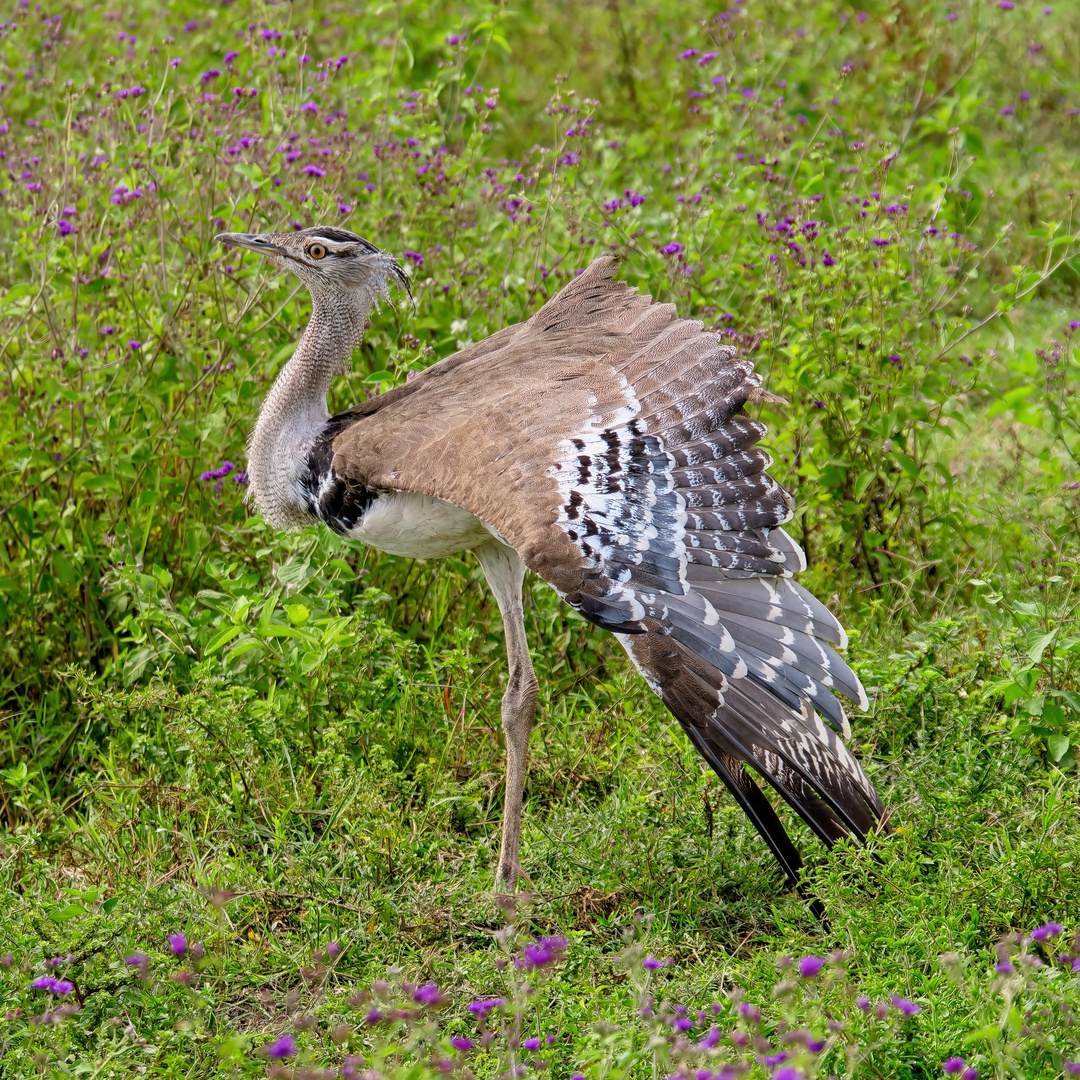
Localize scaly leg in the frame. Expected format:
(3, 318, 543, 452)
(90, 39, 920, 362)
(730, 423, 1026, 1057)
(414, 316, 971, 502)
(474, 541, 538, 892)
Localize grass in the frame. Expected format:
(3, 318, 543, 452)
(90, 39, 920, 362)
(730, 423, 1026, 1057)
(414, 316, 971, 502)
(1, 0, 1080, 1076)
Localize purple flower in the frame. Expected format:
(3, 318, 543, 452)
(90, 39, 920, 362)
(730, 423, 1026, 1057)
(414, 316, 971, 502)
(962, 1071, 978, 1080)
(326, 941, 341, 958)
(365, 1008, 383, 1024)
(466, 998, 505, 1016)
(128, 340, 142, 351)
(870, 238, 891, 247)
(760, 1052, 790, 1067)
(995, 960, 1014, 974)
(798, 955, 824, 977)
(224, 50, 240, 64)
(523, 1037, 541, 1050)
(679, 48, 700, 59)
(697, 1026, 721, 1050)
(1031, 922, 1063, 942)
(0, 953, 12, 969)
(125, 953, 149, 967)
(304, 165, 326, 178)
(774, 1069, 801, 1080)
(660, 242, 685, 256)
(201, 68, 221, 85)
(999, 0, 1014, 8)
(31, 977, 73, 994)
(450, 1036, 474, 1051)
(890, 994, 921, 1017)
(1064, 1064, 1080, 1076)
(943, 1059, 966, 1075)
(642, 954, 669, 971)
(199, 462, 236, 482)
(1069, 321, 1080, 330)
(447, 34, 462, 45)
(168, 933, 187, 957)
(266, 1034, 297, 1059)
(413, 982, 443, 1006)
(403, 250, 424, 267)
(58, 219, 77, 236)
(515, 936, 567, 970)
(945, 11, 958, 19)
(1000, 106, 1015, 116)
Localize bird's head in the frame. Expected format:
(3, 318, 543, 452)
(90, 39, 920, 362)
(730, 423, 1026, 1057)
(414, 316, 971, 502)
(215, 226, 410, 312)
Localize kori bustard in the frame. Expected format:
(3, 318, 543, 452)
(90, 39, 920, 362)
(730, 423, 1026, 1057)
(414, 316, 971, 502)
(216, 226, 885, 894)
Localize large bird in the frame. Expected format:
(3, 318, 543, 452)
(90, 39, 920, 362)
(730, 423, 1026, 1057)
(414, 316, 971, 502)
(216, 226, 885, 894)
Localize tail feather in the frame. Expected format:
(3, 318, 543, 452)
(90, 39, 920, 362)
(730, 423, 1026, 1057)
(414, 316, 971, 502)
(621, 629, 883, 885)
(682, 726, 805, 888)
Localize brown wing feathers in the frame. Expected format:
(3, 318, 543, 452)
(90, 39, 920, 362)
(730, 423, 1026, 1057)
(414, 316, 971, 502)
(331, 256, 884, 884)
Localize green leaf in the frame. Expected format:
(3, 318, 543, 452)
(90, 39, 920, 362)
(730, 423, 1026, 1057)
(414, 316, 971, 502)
(1041, 702, 1067, 728)
(364, 370, 394, 383)
(260, 624, 305, 639)
(853, 469, 878, 500)
(205, 624, 243, 655)
(893, 452, 919, 478)
(49, 903, 88, 922)
(987, 385, 1034, 419)
(101, 897, 120, 915)
(963, 1024, 1001, 1044)
(1026, 629, 1057, 665)
(216, 1034, 251, 1060)
(227, 639, 264, 660)
(1047, 734, 1071, 762)
(1052, 690, 1080, 714)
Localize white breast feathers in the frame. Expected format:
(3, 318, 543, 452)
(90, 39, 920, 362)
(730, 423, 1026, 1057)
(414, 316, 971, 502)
(350, 492, 495, 559)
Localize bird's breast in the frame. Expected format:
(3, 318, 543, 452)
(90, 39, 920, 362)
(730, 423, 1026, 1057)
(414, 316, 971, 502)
(347, 490, 495, 559)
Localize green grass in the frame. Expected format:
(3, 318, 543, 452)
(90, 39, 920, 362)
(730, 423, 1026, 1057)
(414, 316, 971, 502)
(1, 0, 1080, 1076)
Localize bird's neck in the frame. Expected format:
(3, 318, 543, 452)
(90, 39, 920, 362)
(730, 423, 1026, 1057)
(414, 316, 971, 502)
(247, 293, 366, 527)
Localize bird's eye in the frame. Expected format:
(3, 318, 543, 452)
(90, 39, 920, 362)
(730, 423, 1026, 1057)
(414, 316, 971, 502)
(307, 243, 327, 259)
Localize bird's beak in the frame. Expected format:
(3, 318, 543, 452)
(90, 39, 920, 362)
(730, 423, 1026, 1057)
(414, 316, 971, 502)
(215, 232, 286, 256)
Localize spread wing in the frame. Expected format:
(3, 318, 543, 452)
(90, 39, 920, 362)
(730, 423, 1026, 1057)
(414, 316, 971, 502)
(331, 256, 884, 883)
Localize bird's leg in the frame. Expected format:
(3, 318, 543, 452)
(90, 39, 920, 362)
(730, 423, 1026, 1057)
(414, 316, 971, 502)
(473, 541, 539, 892)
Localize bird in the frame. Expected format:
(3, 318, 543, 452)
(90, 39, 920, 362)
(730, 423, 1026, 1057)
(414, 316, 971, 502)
(215, 225, 885, 896)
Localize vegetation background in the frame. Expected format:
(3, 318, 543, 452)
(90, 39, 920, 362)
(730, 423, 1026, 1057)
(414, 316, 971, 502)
(0, 0, 1078, 1075)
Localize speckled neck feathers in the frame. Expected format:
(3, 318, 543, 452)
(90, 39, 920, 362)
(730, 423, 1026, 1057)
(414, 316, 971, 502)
(246, 287, 376, 529)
